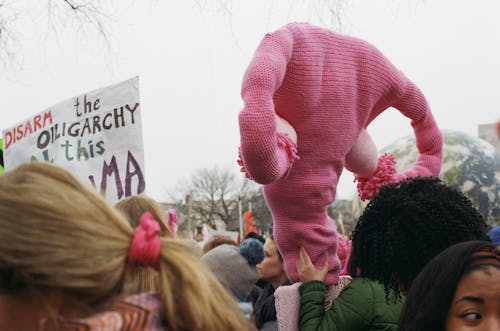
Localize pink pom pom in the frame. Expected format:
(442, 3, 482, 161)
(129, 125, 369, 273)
(355, 153, 397, 201)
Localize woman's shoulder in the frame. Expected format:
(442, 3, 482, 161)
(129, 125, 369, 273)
(339, 277, 396, 306)
(345, 277, 379, 292)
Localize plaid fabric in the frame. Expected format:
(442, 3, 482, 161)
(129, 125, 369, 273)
(62, 293, 167, 331)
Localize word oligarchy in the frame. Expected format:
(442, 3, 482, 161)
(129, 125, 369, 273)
(4, 100, 139, 151)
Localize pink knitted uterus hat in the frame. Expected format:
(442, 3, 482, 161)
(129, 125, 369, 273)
(238, 22, 443, 285)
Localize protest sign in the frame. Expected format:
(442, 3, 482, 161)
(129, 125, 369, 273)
(2, 77, 145, 203)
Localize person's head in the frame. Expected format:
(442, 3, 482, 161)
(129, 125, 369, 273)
(488, 226, 500, 245)
(349, 177, 490, 299)
(243, 231, 265, 245)
(201, 240, 263, 301)
(0, 162, 254, 331)
(115, 194, 171, 237)
(202, 236, 238, 254)
(399, 241, 500, 331)
(256, 235, 288, 288)
(239, 238, 265, 266)
(114, 195, 172, 296)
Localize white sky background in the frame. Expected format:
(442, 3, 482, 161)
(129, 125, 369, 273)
(1, 0, 499, 201)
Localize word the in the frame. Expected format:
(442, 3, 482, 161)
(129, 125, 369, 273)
(74, 95, 100, 117)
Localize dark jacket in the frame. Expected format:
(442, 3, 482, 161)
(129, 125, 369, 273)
(299, 278, 403, 331)
(253, 280, 291, 329)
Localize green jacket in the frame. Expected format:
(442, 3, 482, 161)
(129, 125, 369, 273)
(299, 278, 403, 331)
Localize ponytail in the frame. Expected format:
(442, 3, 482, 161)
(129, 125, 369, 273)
(157, 238, 255, 330)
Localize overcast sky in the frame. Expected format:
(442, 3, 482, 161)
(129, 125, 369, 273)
(1, 0, 499, 201)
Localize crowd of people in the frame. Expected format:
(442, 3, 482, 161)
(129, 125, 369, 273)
(0, 22, 499, 331)
(0, 162, 254, 331)
(0, 162, 497, 331)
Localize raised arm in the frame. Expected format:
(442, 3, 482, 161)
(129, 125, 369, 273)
(392, 80, 443, 180)
(238, 26, 297, 184)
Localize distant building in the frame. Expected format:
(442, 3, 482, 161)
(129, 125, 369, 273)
(478, 123, 499, 148)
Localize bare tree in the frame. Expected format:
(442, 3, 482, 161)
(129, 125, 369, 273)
(0, 0, 115, 66)
(192, 166, 235, 228)
(171, 166, 258, 230)
(0, 0, 18, 65)
(46, 0, 113, 41)
(0, 0, 355, 66)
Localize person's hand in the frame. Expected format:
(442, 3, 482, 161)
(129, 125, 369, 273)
(297, 246, 329, 282)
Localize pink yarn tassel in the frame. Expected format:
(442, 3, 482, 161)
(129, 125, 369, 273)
(276, 132, 300, 178)
(355, 153, 397, 201)
(237, 132, 300, 181)
(276, 132, 300, 162)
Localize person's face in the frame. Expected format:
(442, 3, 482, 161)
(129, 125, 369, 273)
(256, 239, 285, 282)
(446, 266, 500, 331)
(398, 283, 409, 297)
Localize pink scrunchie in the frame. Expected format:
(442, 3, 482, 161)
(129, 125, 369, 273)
(127, 212, 161, 270)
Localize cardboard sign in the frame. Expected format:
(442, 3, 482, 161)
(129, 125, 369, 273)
(2, 77, 145, 203)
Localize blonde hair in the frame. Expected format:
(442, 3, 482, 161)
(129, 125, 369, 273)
(115, 195, 170, 296)
(115, 195, 171, 237)
(0, 162, 255, 331)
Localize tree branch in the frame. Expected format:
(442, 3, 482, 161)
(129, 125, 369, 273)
(63, 0, 83, 11)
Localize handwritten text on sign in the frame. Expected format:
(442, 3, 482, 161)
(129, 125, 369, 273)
(2, 77, 145, 203)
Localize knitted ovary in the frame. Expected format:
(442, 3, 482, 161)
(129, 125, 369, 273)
(238, 23, 442, 284)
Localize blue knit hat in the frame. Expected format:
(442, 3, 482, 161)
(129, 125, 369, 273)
(239, 238, 264, 266)
(488, 226, 500, 245)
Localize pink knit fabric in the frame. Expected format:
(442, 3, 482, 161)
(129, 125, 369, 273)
(336, 234, 351, 272)
(238, 23, 443, 285)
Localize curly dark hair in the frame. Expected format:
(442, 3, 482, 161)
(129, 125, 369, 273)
(349, 177, 490, 300)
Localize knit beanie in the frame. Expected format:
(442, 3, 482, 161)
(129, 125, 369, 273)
(201, 244, 260, 301)
(239, 238, 265, 266)
(488, 226, 500, 245)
